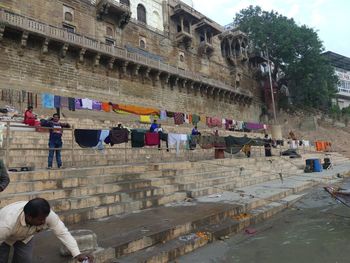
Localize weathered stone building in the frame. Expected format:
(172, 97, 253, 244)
(0, 0, 263, 121)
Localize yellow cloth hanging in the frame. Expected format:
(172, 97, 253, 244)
(140, 115, 152, 123)
(113, 109, 130, 115)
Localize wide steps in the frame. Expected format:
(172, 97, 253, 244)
(58, 192, 186, 224)
(114, 234, 209, 263)
(109, 192, 305, 263)
(51, 186, 178, 212)
(173, 162, 298, 185)
(0, 179, 170, 208)
(187, 169, 303, 198)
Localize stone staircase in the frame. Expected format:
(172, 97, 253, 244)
(3, 129, 210, 169)
(0, 156, 311, 225)
(3, 136, 346, 225)
(1, 116, 266, 169)
(175, 157, 303, 198)
(104, 159, 350, 263)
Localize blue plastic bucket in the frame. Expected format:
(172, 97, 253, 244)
(306, 158, 323, 172)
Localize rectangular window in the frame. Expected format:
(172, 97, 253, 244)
(63, 24, 75, 33)
(105, 38, 115, 46)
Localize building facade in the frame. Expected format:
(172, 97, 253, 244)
(0, 0, 264, 121)
(323, 51, 350, 109)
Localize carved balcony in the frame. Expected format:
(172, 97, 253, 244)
(175, 30, 193, 48)
(198, 41, 214, 57)
(96, 0, 131, 29)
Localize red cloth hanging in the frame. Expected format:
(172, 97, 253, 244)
(145, 132, 160, 146)
(174, 112, 184, 125)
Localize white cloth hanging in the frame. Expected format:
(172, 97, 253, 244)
(81, 98, 93, 109)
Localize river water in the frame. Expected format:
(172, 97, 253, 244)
(179, 180, 350, 263)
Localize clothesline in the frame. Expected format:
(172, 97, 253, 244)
(41, 92, 269, 131)
(73, 128, 274, 156)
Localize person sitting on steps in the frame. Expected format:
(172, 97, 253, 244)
(23, 106, 40, 126)
(150, 119, 158, 133)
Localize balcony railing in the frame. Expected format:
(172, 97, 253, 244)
(172, 3, 202, 21)
(0, 9, 251, 98)
(96, 0, 130, 11)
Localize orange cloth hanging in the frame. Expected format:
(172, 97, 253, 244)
(315, 141, 323, 151)
(101, 102, 111, 112)
(315, 141, 331, 152)
(112, 104, 160, 116)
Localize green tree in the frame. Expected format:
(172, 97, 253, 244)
(234, 6, 338, 111)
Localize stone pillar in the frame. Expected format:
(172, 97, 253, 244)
(180, 16, 184, 32)
(162, 0, 169, 34)
(228, 38, 233, 57)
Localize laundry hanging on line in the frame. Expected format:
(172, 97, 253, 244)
(74, 129, 101, 148)
(105, 129, 129, 146)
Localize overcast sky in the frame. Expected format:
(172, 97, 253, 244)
(186, 0, 349, 57)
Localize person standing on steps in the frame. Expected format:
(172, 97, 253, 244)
(43, 113, 70, 169)
(155, 124, 169, 151)
(0, 159, 9, 192)
(0, 198, 94, 263)
(264, 134, 272, 157)
(191, 125, 201, 136)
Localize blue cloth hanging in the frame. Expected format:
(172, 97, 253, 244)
(54, 96, 61, 108)
(41, 93, 54, 109)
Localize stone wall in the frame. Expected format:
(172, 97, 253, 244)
(0, 0, 263, 121)
(0, 36, 260, 121)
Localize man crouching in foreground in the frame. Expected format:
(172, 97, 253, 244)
(0, 198, 94, 263)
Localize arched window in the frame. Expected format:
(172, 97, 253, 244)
(106, 26, 113, 36)
(120, 0, 130, 6)
(137, 4, 147, 24)
(140, 39, 146, 49)
(235, 41, 240, 56)
(179, 54, 184, 62)
(64, 12, 73, 22)
(152, 11, 161, 28)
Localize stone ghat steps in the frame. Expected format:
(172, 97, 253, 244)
(0, 186, 186, 225)
(175, 159, 299, 185)
(118, 197, 303, 263)
(6, 148, 214, 169)
(1, 158, 258, 222)
(112, 165, 348, 263)
(107, 190, 306, 263)
(7, 158, 234, 182)
(1, 178, 165, 205)
(100, 203, 243, 260)
(2, 160, 193, 222)
(175, 163, 297, 190)
(177, 162, 302, 198)
(188, 169, 303, 198)
(5, 163, 234, 195)
(60, 192, 187, 225)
